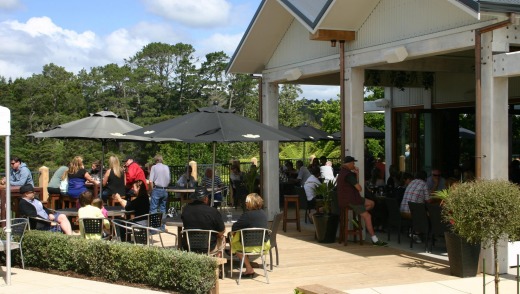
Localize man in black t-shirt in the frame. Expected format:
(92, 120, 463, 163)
(181, 187, 225, 251)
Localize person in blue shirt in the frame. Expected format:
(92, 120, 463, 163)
(1, 156, 34, 187)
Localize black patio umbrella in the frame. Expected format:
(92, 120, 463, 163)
(126, 102, 303, 205)
(459, 127, 475, 139)
(294, 122, 335, 141)
(28, 109, 174, 196)
(332, 125, 385, 140)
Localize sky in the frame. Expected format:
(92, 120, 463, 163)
(0, 0, 339, 100)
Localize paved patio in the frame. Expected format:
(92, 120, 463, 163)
(1, 211, 519, 293)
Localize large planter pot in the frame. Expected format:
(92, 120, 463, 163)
(445, 231, 480, 277)
(312, 213, 339, 243)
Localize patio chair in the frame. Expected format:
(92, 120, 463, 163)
(111, 219, 134, 242)
(27, 216, 61, 232)
(79, 218, 109, 240)
(269, 212, 283, 270)
(132, 224, 177, 248)
(0, 218, 29, 268)
(234, 228, 271, 285)
(295, 187, 310, 223)
(426, 203, 449, 252)
(181, 229, 225, 279)
(130, 212, 163, 228)
(384, 197, 411, 243)
(408, 202, 430, 251)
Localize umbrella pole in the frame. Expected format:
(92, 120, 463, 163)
(99, 142, 104, 198)
(5, 134, 12, 285)
(211, 142, 216, 207)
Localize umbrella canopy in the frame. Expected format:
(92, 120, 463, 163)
(126, 104, 302, 143)
(459, 127, 475, 139)
(294, 122, 335, 141)
(126, 102, 302, 205)
(332, 125, 385, 140)
(28, 110, 173, 196)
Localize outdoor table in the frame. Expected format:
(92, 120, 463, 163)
(0, 186, 43, 221)
(85, 182, 100, 198)
(166, 186, 228, 209)
(164, 215, 236, 248)
(56, 206, 134, 218)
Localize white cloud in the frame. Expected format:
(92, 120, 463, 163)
(0, 0, 21, 10)
(197, 32, 243, 57)
(142, 0, 231, 28)
(300, 85, 340, 101)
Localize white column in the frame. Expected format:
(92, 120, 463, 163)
(479, 31, 509, 274)
(480, 32, 509, 180)
(262, 80, 280, 221)
(343, 67, 366, 189)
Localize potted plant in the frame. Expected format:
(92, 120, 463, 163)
(311, 181, 339, 243)
(442, 180, 520, 293)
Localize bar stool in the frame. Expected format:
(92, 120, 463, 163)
(283, 195, 301, 232)
(340, 206, 363, 246)
(48, 193, 62, 210)
(60, 195, 77, 209)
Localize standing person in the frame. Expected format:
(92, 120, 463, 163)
(47, 164, 68, 195)
(231, 193, 270, 278)
(124, 156, 147, 197)
(337, 156, 387, 246)
(181, 187, 225, 251)
(229, 164, 244, 208)
(18, 184, 72, 234)
(320, 160, 335, 184)
(102, 155, 126, 203)
(1, 156, 34, 187)
(149, 154, 170, 214)
(67, 156, 99, 202)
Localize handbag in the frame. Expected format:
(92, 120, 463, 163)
(59, 178, 68, 194)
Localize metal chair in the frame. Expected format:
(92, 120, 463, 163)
(234, 228, 271, 285)
(181, 229, 225, 279)
(111, 219, 134, 242)
(0, 218, 29, 268)
(130, 212, 163, 228)
(408, 202, 430, 251)
(79, 218, 109, 240)
(132, 224, 177, 248)
(384, 197, 411, 243)
(426, 203, 449, 252)
(269, 212, 283, 270)
(27, 216, 61, 232)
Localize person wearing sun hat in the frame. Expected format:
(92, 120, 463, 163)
(18, 184, 72, 235)
(337, 155, 387, 246)
(180, 187, 225, 251)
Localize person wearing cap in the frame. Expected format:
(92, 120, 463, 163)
(124, 155, 147, 197)
(337, 155, 387, 246)
(149, 154, 171, 215)
(18, 184, 72, 235)
(181, 187, 225, 252)
(1, 156, 34, 187)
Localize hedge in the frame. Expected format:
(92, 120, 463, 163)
(18, 230, 217, 294)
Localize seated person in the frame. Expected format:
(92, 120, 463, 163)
(113, 180, 151, 221)
(181, 187, 225, 253)
(177, 165, 197, 188)
(18, 184, 72, 235)
(231, 193, 270, 278)
(304, 166, 322, 218)
(78, 191, 110, 239)
(202, 168, 224, 205)
(47, 164, 68, 195)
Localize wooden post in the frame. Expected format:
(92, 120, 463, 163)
(39, 166, 49, 203)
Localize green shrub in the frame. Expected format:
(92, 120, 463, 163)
(22, 231, 217, 293)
